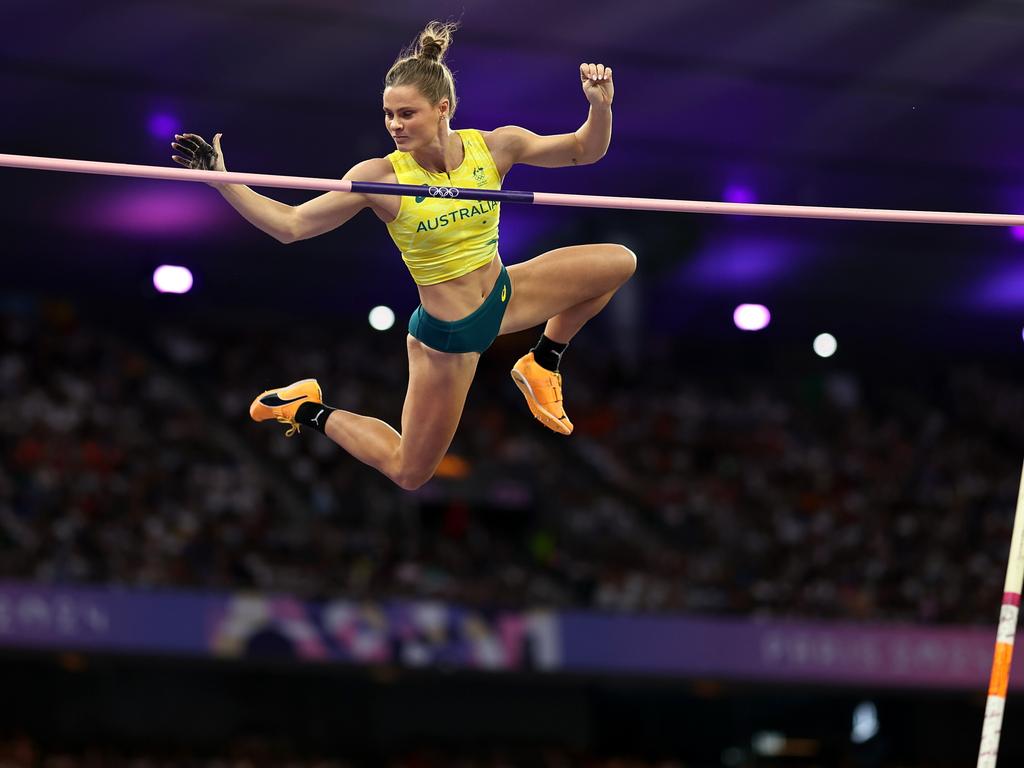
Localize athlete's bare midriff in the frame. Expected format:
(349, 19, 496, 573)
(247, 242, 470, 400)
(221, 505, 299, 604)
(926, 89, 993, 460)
(360, 143, 506, 324)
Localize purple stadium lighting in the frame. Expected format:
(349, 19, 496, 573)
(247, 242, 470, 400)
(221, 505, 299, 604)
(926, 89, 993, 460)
(724, 184, 755, 204)
(147, 113, 181, 139)
(733, 303, 771, 331)
(153, 265, 193, 294)
(974, 264, 1024, 309)
(688, 236, 791, 288)
(73, 186, 227, 237)
(1011, 226, 1024, 242)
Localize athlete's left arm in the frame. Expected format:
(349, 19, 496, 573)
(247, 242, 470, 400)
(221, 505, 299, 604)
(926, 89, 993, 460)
(487, 62, 613, 172)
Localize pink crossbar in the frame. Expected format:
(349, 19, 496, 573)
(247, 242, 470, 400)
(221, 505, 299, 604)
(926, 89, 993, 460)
(4, 151, 1024, 227)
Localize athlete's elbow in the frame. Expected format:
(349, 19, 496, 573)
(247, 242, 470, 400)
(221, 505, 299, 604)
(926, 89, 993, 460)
(276, 213, 302, 244)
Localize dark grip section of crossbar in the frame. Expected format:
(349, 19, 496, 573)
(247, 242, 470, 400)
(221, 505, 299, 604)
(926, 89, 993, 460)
(349, 181, 534, 203)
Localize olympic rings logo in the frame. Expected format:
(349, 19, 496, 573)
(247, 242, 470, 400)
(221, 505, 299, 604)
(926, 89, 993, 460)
(427, 185, 461, 198)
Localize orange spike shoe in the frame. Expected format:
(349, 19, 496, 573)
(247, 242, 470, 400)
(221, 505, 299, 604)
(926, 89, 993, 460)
(510, 352, 573, 435)
(249, 378, 323, 437)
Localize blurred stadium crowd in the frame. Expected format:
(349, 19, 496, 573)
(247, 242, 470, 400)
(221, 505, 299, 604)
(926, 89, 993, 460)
(1, 300, 1017, 625)
(0, 737, 689, 768)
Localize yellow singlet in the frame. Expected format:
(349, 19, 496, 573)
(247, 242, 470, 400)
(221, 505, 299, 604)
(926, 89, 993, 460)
(385, 128, 503, 286)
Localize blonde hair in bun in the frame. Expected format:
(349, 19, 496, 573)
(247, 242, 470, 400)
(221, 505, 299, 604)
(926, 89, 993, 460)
(385, 21, 459, 119)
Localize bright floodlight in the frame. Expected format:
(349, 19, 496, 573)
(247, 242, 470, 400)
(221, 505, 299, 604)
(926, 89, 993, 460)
(851, 701, 879, 744)
(751, 732, 785, 757)
(1012, 226, 1024, 242)
(733, 303, 771, 331)
(368, 305, 395, 331)
(814, 332, 837, 358)
(153, 265, 193, 294)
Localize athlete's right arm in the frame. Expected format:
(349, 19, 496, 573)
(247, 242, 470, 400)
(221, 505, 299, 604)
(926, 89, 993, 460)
(286, 158, 392, 243)
(218, 158, 388, 244)
(171, 134, 387, 244)
(173, 132, 295, 243)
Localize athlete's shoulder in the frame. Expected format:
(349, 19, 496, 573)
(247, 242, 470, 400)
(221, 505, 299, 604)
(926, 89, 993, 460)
(479, 126, 529, 173)
(482, 125, 526, 145)
(344, 156, 395, 183)
(480, 125, 538, 158)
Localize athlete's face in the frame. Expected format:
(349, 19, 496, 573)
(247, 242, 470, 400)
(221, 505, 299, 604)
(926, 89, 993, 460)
(383, 85, 449, 151)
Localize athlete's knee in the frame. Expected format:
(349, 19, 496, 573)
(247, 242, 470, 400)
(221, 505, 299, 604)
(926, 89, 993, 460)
(607, 243, 637, 283)
(395, 472, 432, 491)
(393, 464, 434, 491)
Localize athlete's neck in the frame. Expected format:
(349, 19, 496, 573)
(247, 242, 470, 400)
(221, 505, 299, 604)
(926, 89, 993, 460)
(412, 124, 463, 174)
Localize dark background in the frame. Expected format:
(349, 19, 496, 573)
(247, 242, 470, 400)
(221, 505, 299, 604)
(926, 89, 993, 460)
(1, 649, 1019, 767)
(5, 0, 1024, 356)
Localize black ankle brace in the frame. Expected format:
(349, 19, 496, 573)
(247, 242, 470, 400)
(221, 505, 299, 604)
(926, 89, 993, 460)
(532, 334, 568, 372)
(294, 401, 335, 434)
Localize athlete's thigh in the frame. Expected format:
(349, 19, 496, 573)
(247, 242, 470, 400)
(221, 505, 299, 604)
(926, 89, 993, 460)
(399, 334, 480, 474)
(499, 243, 627, 336)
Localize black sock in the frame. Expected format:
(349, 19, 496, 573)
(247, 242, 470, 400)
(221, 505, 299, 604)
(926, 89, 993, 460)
(532, 334, 568, 372)
(295, 401, 336, 434)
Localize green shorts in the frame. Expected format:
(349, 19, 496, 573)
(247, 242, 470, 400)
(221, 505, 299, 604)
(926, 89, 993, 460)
(408, 265, 512, 354)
